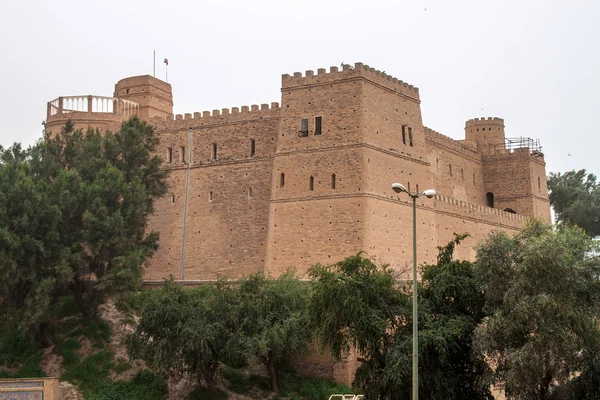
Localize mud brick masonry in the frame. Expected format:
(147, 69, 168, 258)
(45, 62, 550, 384)
(45, 62, 550, 283)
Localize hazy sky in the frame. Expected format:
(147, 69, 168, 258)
(0, 0, 598, 176)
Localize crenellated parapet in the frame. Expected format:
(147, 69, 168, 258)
(433, 192, 526, 228)
(424, 126, 479, 156)
(465, 116, 504, 127)
(281, 62, 420, 101)
(150, 102, 281, 130)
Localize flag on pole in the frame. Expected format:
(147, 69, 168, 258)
(164, 58, 169, 66)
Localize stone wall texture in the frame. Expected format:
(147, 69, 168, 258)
(45, 62, 551, 387)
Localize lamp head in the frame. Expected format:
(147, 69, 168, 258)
(392, 183, 407, 193)
(422, 189, 436, 198)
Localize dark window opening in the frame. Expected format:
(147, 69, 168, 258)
(449, 164, 452, 177)
(171, 194, 175, 204)
(180, 146, 185, 163)
(250, 139, 255, 157)
(473, 173, 476, 185)
(331, 174, 336, 189)
(126, 89, 130, 94)
(299, 119, 309, 137)
(538, 177, 541, 190)
(409, 127, 413, 146)
(402, 125, 406, 144)
(280, 173, 285, 188)
(504, 208, 516, 214)
(209, 191, 213, 201)
(248, 187, 253, 198)
(309, 176, 314, 191)
(486, 192, 494, 208)
(167, 147, 172, 164)
(461, 168, 464, 180)
(416, 184, 419, 193)
(408, 182, 411, 192)
(315, 116, 322, 135)
(211, 143, 217, 160)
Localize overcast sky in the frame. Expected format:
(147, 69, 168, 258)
(0, 0, 598, 176)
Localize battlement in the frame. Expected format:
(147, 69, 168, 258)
(465, 117, 504, 127)
(150, 102, 280, 128)
(433, 192, 526, 224)
(281, 62, 420, 100)
(424, 126, 478, 155)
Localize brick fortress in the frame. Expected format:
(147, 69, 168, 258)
(45, 62, 551, 283)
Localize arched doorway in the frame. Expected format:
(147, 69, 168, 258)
(486, 192, 494, 208)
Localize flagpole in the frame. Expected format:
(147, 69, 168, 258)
(153, 50, 155, 77)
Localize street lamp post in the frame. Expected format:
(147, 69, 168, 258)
(391, 183, 436, 400)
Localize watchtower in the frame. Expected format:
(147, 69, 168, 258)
(465, 117, 505, 154)
(114, 75, 173, 121)
(468, 117, 550, 221)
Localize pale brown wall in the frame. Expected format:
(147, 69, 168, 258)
(425, 128, 486, 205)
(146, 106, 279, 280)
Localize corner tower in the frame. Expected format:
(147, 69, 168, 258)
(469, 117, 551, 221)
(114, 75, 173, 121)
(464, 117, 505, 154)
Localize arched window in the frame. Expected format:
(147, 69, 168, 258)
(486, 192, 494, 208)
(309, 176, 314, 191)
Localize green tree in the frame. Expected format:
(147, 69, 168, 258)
(547, 169, 600, 236)
(128, 281, 235, 391)
(386, 234, 493, 400)
(230, 272, 312, 392)
(474, 221, 600, 400)
(308, 253, 409, 398)
(0, 144, 72, 346)
(310, 245, 495, 400)
(31, 118, 168, 317)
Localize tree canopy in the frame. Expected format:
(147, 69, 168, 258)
(229, 272, 312, 392)
(309, 244, 492, 400)
(0, 118, 169, 345)
(547, 169, 600, 236)
(474, 221, 600, 399)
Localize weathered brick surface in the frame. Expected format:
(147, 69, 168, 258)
(44, 62, 551, 385)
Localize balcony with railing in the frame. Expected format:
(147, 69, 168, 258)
(45, 95, 140, 134)
(47, 95, 139, 119)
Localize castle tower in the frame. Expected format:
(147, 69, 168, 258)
(464, 117, 505, 154)
(467, 117, 551, 221)
(114, 75, 173, 121)
(264, 63, 438, 277)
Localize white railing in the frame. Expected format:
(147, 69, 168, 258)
(47, 95, 139, 119)
(328, 395, 364, 400)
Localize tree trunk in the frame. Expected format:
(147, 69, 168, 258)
(538, 371, 553, 400)
(72, 278, 91, 319)
(266, 357, 279, 393)
(32, 322, 53, 348)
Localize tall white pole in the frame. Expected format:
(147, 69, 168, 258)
(153, 50, 155, 77)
